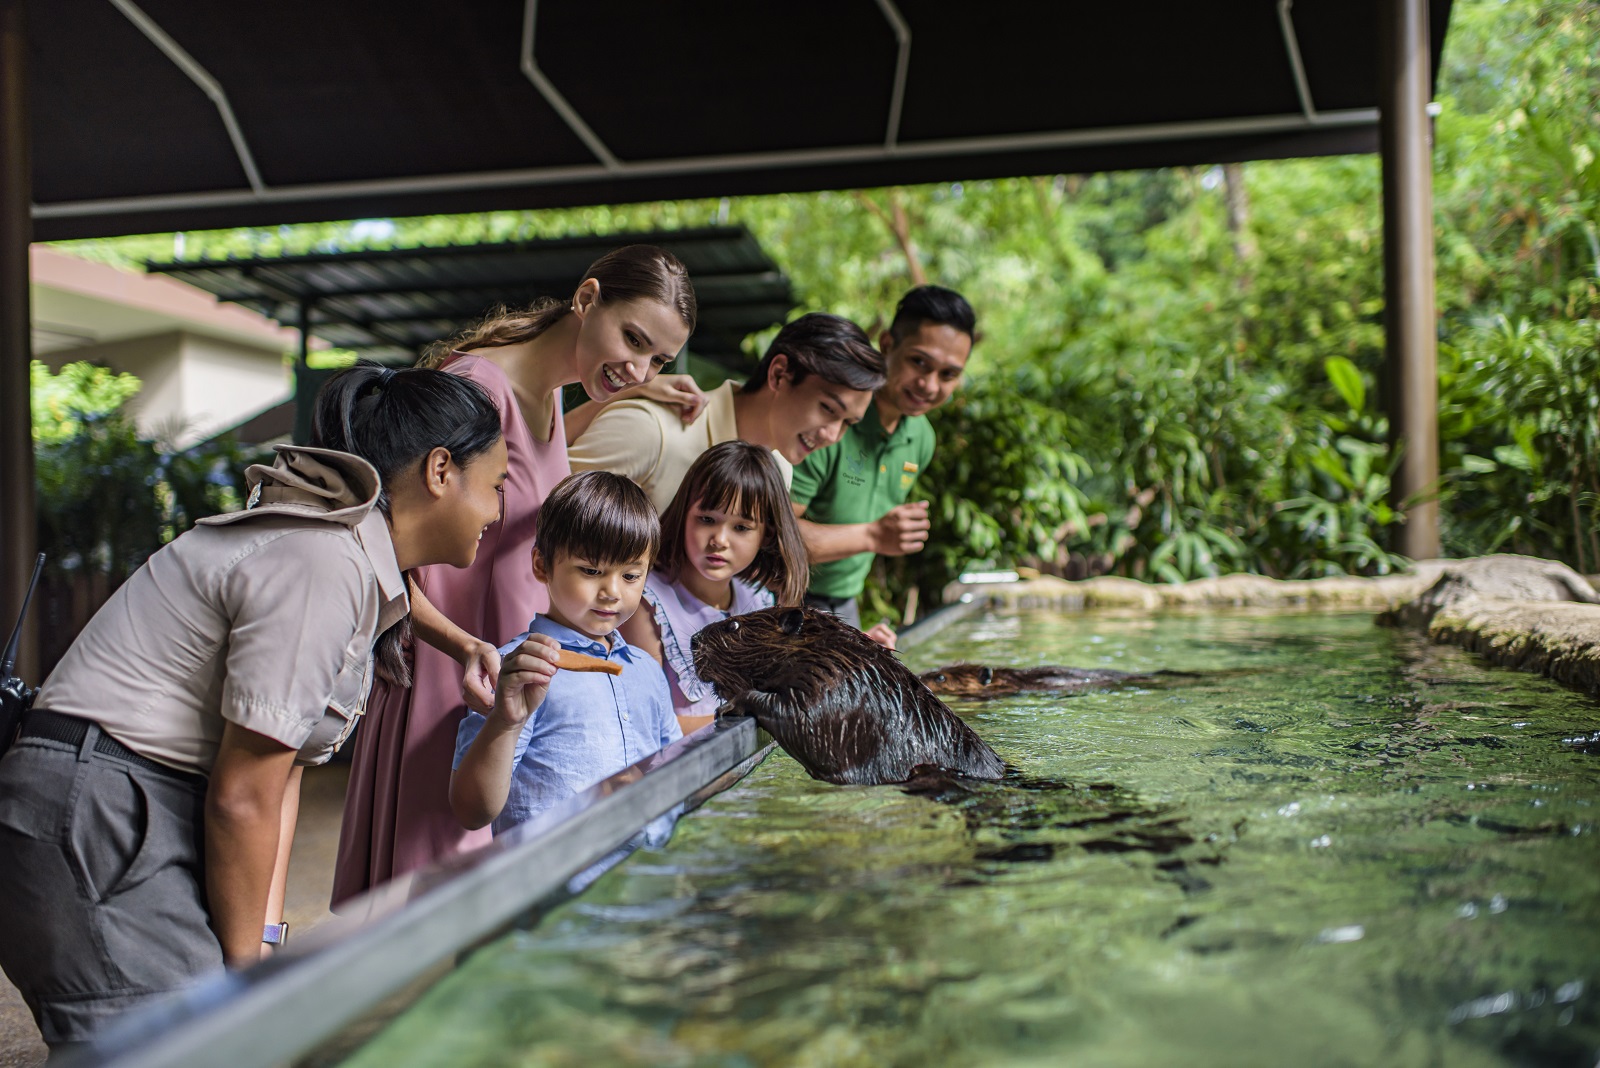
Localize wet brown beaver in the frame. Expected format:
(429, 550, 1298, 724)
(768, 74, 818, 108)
(691, 606, 1005, 785)
(920, 663, 1192, 699)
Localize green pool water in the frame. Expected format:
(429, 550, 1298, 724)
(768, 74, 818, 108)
(336, 611, 1600, 1067)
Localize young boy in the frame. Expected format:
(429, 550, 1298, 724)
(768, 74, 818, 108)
(450, 471, 682, 835)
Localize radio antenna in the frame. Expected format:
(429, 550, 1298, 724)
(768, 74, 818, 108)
(1, 554, 46, 679)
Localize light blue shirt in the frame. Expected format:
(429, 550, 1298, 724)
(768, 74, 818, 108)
(453, 614, 681, 836)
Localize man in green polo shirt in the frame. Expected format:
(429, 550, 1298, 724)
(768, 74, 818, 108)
(790, 286, 977, 646)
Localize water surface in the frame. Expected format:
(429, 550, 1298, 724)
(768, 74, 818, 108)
(338, 611, 1600, 1067)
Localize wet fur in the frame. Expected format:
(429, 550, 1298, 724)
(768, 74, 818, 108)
(692, 607, 1005, 785)
(920, 663, 1194, 699)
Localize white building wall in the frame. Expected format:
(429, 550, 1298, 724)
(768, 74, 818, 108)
(31, 246, 303, 448)
(39, 329, 292, 448)
(175, 333, 292, 448)
(41, 332, 187, 443)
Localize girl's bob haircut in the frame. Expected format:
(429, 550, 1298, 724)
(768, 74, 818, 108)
(657, 441, 808, 606)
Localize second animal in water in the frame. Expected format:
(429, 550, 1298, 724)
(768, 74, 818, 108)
(920, 663, 1194, 699)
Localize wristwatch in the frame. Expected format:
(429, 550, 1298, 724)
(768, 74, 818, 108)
(262, 922, 290, 947)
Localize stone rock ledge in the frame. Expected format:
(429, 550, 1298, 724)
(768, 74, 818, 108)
(1426, 599, 1600, 696)
(1381, 555, 1600, 696)
(944, 564, 1451, 613)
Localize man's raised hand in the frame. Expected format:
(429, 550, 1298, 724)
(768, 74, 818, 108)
(870, 501, 931, 556)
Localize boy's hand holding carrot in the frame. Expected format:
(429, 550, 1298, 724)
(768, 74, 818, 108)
(490, 635, 563, 728)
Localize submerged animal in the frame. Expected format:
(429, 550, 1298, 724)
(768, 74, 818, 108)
(920, 663, 1190, 699)
(691, 606, 1006, 785)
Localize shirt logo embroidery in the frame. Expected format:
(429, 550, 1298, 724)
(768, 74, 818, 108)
(842, 445, 869, 487)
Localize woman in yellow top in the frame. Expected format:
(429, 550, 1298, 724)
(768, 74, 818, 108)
(0, 365, 507, 1051)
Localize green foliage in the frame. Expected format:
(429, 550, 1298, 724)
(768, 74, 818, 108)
(155, 437, 259, 542)
(878, 372, 1091, 604)
(34, 408, 164, 584)
(307, 347, 361, 370)
(1439, 316, 1600, 569)
(31, 360, 141, 443)
(32, 362, 263, 587)
(1324, 357, 1366, 414)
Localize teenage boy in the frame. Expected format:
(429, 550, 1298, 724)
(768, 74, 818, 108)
(789, 286, 977, 642)
(568, 313, 886, 512)
(450, 471, 679, 835)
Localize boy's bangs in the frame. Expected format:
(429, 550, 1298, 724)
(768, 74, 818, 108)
(537, 470, 661, 568)
(581, 496, 659, 565)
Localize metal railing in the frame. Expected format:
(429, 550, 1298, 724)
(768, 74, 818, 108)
(63, 597, 982, 1068)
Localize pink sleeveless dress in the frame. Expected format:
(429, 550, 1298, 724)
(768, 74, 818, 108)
(332, 354, 570, 906)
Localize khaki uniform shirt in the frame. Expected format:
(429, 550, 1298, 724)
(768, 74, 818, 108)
(34, 446, 409, 777)
(567, 380, 793, 513)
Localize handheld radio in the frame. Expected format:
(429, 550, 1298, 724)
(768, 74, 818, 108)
(0, 553, 46, 757)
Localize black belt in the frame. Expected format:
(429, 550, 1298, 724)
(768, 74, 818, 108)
(18, 710, 206, 786)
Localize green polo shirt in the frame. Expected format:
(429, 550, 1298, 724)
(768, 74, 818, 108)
(789, 400, 936, 600)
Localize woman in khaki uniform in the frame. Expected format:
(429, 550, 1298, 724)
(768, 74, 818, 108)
(0, 365, 508, 1050)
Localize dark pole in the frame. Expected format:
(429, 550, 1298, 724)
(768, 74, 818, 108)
(292, 298, 314, 445)
(1379, 0, 1441, 560)
(0, 0, 37, 678)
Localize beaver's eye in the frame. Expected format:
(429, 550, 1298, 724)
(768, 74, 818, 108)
(730, 620, 740, 632)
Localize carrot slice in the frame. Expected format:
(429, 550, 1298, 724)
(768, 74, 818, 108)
(552, 648, 623, 675)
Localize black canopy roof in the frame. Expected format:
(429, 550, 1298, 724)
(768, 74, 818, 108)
(145, 226, 793, 366)
(29, 0, 1451, 241)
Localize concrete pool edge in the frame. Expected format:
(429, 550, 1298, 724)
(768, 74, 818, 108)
(942, 565, 1450, 612)
(946, 558, 1600, 698)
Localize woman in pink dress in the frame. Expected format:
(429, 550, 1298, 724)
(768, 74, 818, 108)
(333, 245, 697, 905)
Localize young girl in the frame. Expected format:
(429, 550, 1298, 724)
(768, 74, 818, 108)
(621, 441, 809, 733)
(333, 245, 698, 906)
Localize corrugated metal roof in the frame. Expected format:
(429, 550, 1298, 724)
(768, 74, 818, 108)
(147, 226, 793, 366)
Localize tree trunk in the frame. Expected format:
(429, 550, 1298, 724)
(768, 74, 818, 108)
(854, 189, 927, 285)
(1223, 163, 1257, 267)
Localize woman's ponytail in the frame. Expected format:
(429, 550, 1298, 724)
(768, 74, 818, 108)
(419, 243, 697, 368)
(312, 364, 503, 685)
(313, 364, 502, 513)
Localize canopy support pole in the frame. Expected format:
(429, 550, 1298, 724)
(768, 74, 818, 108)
(0, 0, 36, 678)
(1379, 0, 1440, 560)
(292, 298, 315, 445)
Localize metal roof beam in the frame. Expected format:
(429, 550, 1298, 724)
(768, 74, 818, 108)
(873, 0, 911, 149)
(233, 266, 304, 305)
(190, 267, 787, 304)
(36, 108, 1378, 220)
(144, 226, 758, 270)
(520, 0, 621, 171)
(108, 0, 267, 193)
(1277, 0, 1323, 123)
